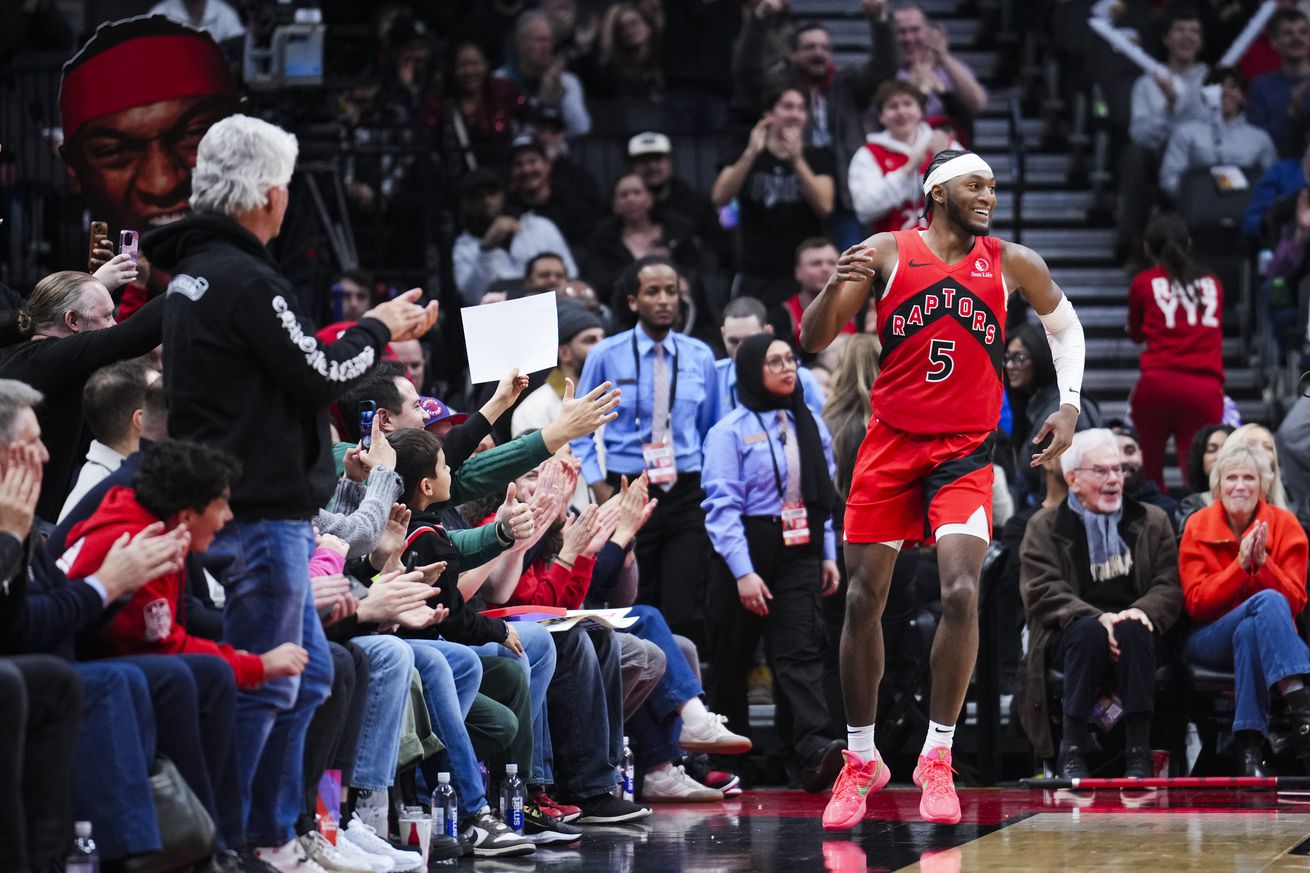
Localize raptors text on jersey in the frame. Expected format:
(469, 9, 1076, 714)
(870, 230, 1007, 434)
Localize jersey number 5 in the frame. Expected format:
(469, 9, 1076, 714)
(926, 339, 955, 383)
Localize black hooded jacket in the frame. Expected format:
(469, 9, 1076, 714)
(146, 213, 391, 520)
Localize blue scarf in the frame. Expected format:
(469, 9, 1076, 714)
(1067, 492, 1133, 582)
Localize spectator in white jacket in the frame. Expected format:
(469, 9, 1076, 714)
(496, 11, 592, 139)
(847, 81, 957, 233)
(452, 169, 577, 305)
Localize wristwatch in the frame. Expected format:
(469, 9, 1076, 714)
(494, 520, 513, 546)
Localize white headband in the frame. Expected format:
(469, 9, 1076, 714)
(921, 153, 994, 197)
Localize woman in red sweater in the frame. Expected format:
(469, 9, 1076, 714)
(1127, 214, 1226, 490)
(1180, 441, 1310, 775)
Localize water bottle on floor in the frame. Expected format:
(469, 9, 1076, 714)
(499, 764, 525, 833)
(66, 822, 98, 873)
(431, 772, 459, 838)
(621, 736, 635, 802)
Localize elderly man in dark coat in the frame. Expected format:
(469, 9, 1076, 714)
(1019, 428, 1183, 778)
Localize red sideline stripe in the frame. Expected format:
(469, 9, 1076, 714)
(1024, 776, 1285, 789)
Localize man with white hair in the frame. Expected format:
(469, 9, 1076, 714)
(145, 114, 437, 872)
(1018, 429, 1183, 781)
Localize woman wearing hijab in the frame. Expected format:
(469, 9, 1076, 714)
(701, 334, 845, 791)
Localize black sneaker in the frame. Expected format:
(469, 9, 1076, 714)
(801, 738, 847, 793)
(1056, 743, 1090, 780)
(428, 833, 463, 862)
(523, 803, 584, 845)
(459, 808, 535, 857)
(234, 847, 282, 873)
(573, 792, 652, 824)
(1124, 745, 1153, 780)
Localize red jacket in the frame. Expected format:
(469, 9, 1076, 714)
(1127, 265, 1225, 382)
(505, 554, 597, 610)
(1179, 499, 1309, 624)
(61, 486, 266, 687)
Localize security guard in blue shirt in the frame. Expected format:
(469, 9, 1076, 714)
(715, 296, 826, 422)
(572, 256, 719, 640)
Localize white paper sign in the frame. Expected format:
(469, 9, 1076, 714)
(461, 293, 559, 384)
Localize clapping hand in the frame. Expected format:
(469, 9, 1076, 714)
(371, 503, 412, 572)
(363, 288, 439, 342)
(497, 482, 536, 541)
(0, 442, 42, 539)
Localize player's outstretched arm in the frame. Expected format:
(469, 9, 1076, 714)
(1004, 242, 1085, 467)
(800, 234, 894, 353)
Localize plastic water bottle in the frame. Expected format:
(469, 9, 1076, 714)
(621, 737, 635, 802)
(66, 822, 98, 873)
(498, 764, 525, 833)
(431, 772, 459, 838)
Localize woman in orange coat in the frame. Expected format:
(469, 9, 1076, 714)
(1181, 442, 1310, 775)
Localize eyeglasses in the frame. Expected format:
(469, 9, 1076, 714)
(1003, 352, 1031, 365)
(1074, 464, 1128, 481)
(764, 354, 798, 373)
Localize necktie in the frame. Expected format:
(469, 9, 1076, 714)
(652, 342, 670, 445)
(778, 410, 802, 504)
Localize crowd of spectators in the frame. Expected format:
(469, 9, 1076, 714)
(8, 0, 1310, 870)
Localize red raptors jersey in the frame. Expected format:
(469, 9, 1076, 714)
(862, 141, 935, 235)
(870, 230, 1007, 434)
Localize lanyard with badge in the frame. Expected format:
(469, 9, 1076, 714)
(632, 331, 679, 486)
(751, 411, 810, 547)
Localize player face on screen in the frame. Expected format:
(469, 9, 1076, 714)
(940, 173, 995, 236)
(63, 95, 234, 232)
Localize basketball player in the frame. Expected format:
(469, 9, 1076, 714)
(801, 150, 1084, 828)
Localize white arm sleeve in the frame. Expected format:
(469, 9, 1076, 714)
(1038, 295, 1085, 412)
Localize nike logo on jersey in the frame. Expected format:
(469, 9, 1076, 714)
(908, 260, 931, 268)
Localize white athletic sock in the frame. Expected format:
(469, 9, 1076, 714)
(847, 724, 876, 762)
(921, 721, 955, 757)
(680, 696, 709, 723)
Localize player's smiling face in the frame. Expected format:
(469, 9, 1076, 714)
(942, 173, 996, 235)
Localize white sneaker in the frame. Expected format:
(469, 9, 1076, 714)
(639, 764, 725, 803)
(343, 815, 424, 873)
(298, 831, 374, 873)
(254, 838, 331, 873)
(349, 790, 389, 839)
(330, 830, 394, 873)
(678, 711, 752, 755)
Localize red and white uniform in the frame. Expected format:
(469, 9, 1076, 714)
(845, 230, 1008, 545)
(1127, 265, 1226, 490)
(848, 124, 962, 234)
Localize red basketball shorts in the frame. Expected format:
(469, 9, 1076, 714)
(844, 418, 995, 545)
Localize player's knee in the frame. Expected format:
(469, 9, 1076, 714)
(845, 576, 881, 620)
(939, 573, 979, 622)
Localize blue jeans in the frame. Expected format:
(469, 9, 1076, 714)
(72, 661, 158, 860)
(408, 639, 486, 816)
(547, 627, 624, 798)
(349, 636, 415, 791)
(472, 621, 556, 785)
(1187, 589, 1310, 734)
(627, 605, 702, 719)
(120, 654, 240, 852)
(205, 520, 334, 846)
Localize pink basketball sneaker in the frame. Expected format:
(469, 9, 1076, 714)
(912, 747, 961, 825)
(821, 750, 890, 831)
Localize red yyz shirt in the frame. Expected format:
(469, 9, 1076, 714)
(1126, 265, 1224, 382)
(870, 230, 1007, 434)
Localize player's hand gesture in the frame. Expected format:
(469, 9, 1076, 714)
(1030, 404, 1079, 467)
(833, 244, 877, 286)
